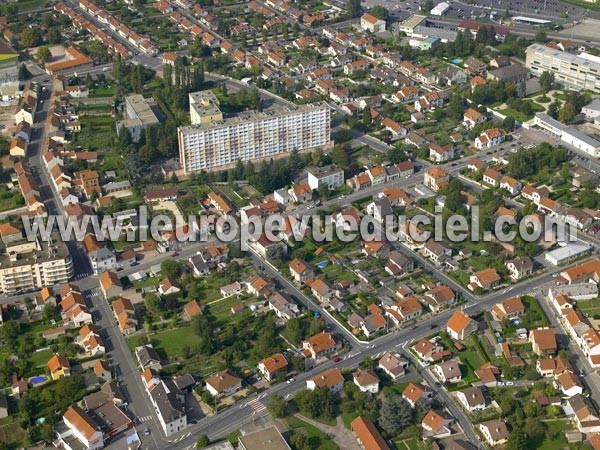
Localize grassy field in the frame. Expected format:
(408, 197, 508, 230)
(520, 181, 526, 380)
(0, 0, 45, 13)
(529, 419, 577, 449)
(29, 348, 54, 368)
(212, 184, 249, 208)
(74, 115, 117, 150)
(577, 297, 600, 318)
(0, 418, 27, 446)
(0, 185, 25, 212)
(151, 327, 196, 361)
(286, 416, 339, 450)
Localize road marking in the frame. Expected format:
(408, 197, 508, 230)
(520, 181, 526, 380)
(246, 398, 267, 413)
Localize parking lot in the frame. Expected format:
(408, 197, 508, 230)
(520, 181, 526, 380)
(363, 0, 591, 23)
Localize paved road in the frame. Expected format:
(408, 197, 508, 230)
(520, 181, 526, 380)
(26, 79, 167, 448)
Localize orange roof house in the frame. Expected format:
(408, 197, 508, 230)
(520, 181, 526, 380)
(446, 310, 476, 341)
(351, 416, 390, 450)
(48, 354, 71, 380)
(258, 353, 288, 381)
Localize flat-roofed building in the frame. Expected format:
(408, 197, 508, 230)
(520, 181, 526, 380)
(117, 94, 164, 141)
(178, 91, 331, 173)
(525, 44, 600, 91)
(238, 426, 291, 450)
(0, 232, 73, 294)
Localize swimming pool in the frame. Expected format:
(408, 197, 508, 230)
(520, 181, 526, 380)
(452, 58, 463, 64)
(317, 261, 328, 269)
(30, 375, 47, 385)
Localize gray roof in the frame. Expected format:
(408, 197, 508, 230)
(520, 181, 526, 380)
(136, 345, 161, 368)
(174, 373, 196, 391)
(150, 381, 185, 424)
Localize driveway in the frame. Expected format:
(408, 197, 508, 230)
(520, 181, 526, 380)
(294, 414, 361, 450)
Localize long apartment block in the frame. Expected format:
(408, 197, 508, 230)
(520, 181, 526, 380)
(178, 90, 332, 173)
(525, 43, 600, 91)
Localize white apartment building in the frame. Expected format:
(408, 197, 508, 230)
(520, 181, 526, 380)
(525, 44, 600, 91)
(0, 234, 73, 294)
(178, 91, 332, 173)
(306, 164, 344, 190)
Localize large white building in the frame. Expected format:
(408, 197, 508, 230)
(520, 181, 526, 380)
(525, 44, 600, 91)
(0, 232, 73, 294)
(533, 113, 600, 157)
(430, 2, 450, 15)
(178, 91, 331, 173)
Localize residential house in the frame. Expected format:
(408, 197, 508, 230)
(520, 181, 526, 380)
(463, 108, 485, 130)
(475, 128, 507, 149)
(258, 353, 288, 382)
(402, 383, 431, 407)
(479, 419, 509, 446)
(423, 285, 455, 312)
(205, 370, 242, 397)
(422, 410, 454, 439)
(302, 332, 340, 359)
(378, 352, 408, 380)
(433, 358, 462, 384)
(491, 297, 525, 320)
(360, 13, 386, 33)
(530, 328, 557, 356)
(446, 310, 476, 341)
(469, 268, 501, 291)
(505, 257, 533, 280)
(307, 368, 344, 394)
(48, 354, 71, 380)
(353, 370, 380, 394)
(457, 386, 488, 412)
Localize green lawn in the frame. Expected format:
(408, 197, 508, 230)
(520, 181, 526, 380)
(0, 0, 45, 13)
(341, 412, 358, 430)
(286, 416, 339, 450)
(151, 327, 197, 361)
(73, 116, 117, 150)
(0, 185, 25, 212)
(207, 295, 250, 327)
(577, 297, 600, 318)
(90, 85, 116, 98)
(29, 348, 54, 368)
(460, 349, 485, 383)
(529, 419, 577, 450)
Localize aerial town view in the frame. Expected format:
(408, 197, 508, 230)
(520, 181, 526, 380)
(2, 0, 600, 449)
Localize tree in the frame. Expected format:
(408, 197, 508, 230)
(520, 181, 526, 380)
(37, 47, 52, 64)
(191, 314, 216, 354)
(535, 30, 547, 43)
(24, 297, 34, 312)
(268, 394, 287, 418)
(539, 71, 554, 92)
(161, 260, 181, 279)
(370, 6, 389, 20)
(144, 293, 162, 315)
(378, 395, 413, 436)
(505, 429, 528, 450)
(331, 144, 350, 167)
(47, 28, 61, 44)
(362, 107, 372, 126)
(503, 116, 516, 131)
(558, 103, 577, 123)
(548, 100, 561, 119)
(423, 0, 434, 13)
(290, 433, 311, 450)
(21, 28, 42, 47)
(18, 64, 31, 81)
(347, 0, 361, 18)
(196, 435, 210, 448)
